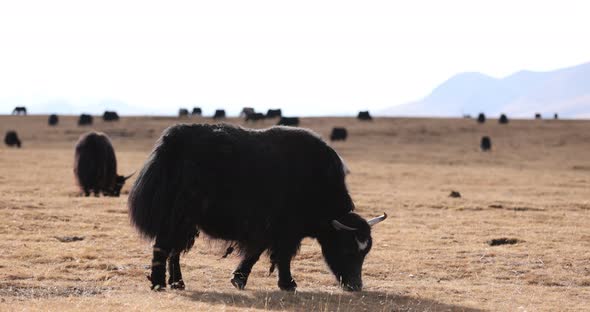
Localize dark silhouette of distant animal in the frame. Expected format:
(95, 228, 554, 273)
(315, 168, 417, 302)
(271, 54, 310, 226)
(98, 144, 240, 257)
(74, 132, 133, 197)
(179, 109, 189, 118)
(463, 114, 472, 119)
(103, 111, 120, 121)
(499, 114, 509, 124)
(245, 112, 266, 122)
(78, 114, 93, 126)
(240, 107, 255, 117)
(4, 131, 21, 148)
(277, 117, 299, 126)
(477, 113, 486, 123)
(330, 127, 348, 141)
(266, 109, 282, 118)
(554, 113, 559, 120)
(213, 109, 226, 119)
(48, 114, 59, 126)
(128, 124, 387, 292)
(357, 111, 372, 121)
(192, 107, 202, 116)
(480, 136, 491, 151)
(12, 107, 27, 115)
(535, 113, 542, 119)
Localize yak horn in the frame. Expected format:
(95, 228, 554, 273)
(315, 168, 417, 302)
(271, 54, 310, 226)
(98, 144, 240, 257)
(367, 213, 387, 226)
(332, 220, 357, 231)
(124, 172, 136, 180)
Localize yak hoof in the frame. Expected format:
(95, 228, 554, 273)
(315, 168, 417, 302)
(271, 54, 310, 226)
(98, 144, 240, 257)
(169, 280, 185, 290)
(231, 273, 248, 290)
(151, 284, 165, 291)
(278, 279, 297, 291)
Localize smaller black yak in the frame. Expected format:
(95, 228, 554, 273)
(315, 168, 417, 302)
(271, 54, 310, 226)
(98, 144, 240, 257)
(78, 114, 93, 126)
(481, 136, 492, 151)
(179, 109, 189, 118)
(246, 112, 266, 122)
(240, 107, 255, 117)
(103, 111, 120, 121)
(357, 111, 372, 121)
(330, 127, 348, 141)
(192, 107, 202, 116)
(266, 109, 282, 118)
(499, 114, 509, 124)
(277, 117, 299, 126)
(12, 107, 27, 115)
(535, 113, 542, 119)
(477, 113, 486, 123)
(74, 132, 133, 197)
(4, 131, 21, 148)
(213, 109, 226, 119)
(48, 114, 59, 126)
(554, 113, 559, 120)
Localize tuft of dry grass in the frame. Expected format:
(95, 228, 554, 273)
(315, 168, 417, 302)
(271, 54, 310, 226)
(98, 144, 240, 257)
(1, 115, 590, 311)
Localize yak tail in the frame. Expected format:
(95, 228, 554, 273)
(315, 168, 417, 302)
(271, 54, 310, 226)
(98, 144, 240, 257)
(127, 135, 198, 252)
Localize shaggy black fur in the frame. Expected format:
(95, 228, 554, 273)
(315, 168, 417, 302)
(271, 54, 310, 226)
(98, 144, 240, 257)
(129, 124, 380, 292)
(48, 114, 59, 126)
(213, 109, 226, 119)
(74, 132, 129, 196)
(481, 136, 492, 151)
(477, 113, 486, 123)
(103, 111, 120, 121)
(192, 107, 202, 116)
(78, 114, 93, 126)
(4, 131, 21, 148)
(499, 114, 508, 124)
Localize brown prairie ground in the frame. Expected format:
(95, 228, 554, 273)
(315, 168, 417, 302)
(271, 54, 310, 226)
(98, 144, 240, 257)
(0, 115, 589, 311)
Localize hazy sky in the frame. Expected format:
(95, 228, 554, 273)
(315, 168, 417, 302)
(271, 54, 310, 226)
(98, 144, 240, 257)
(1, 0, 589, 116)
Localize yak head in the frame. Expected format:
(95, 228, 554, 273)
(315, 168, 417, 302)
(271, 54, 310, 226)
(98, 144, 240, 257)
(319, 212, 387, 291)
(110, 172, 135, 197)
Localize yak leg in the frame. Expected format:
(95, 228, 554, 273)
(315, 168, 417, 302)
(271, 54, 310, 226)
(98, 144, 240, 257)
(150, 237, 170, 291)
(272, 242, 299, 291)
(231, 248, 265, 290)
(168, 250, 185, 290)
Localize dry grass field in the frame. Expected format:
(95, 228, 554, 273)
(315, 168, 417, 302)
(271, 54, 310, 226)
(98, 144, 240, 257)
(1, 114, 589, 311)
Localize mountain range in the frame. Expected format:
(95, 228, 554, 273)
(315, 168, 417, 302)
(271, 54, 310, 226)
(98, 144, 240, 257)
(381, 62, 590, 118)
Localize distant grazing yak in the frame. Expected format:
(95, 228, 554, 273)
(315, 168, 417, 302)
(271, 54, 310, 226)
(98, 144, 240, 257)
(179, 109, 189, 118)
(128, 124, 387, 292)
(103, 111, 120, 122)
(74, 132, 133, 197)
(277, 117, 299, 127)
(240, 107, 255, 117)
(266, 109, 282, 118)
(48, 114, 59, 126)
(330, 127, 348, 141)
(477, 113, 486, 123)
(192, 107, 202, 116)
(554, 113, 559, 120)
(213, 109, 226, 119)
(12, 107, 27, 115)
(245, 112, 266, 122)
(499, 114, 509, 124)
(535, 113, 542, 119)
(78, 114, 93, 126)
(480, 136, 492, 151)
(357, 111, 372, 121)
(4, 131, 21, 148)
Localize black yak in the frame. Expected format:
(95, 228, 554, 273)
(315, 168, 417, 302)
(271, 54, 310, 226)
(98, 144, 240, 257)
(277, 117, 299, 127)
(245, 112, 266, 122)
(213, 109, 226, 119)
(78, 114, 93, 126)
(192, 107, 202, 116)
(240, 107, 255, 117)
(103, 111, 120, 121)
(128, 124, 387, 292)
(4, 131, 21, 148)
(266, 109, 282, 118)
(179, 109, 189, 118)
(12, 107, 27, 115)
(48, 114, 59, 126)
(330, 127, 348, 141)
(554, 113, 559, 120)
(481, 136, 491, 151)
(499, 114, 509, 124)
(477, 113, 486, 123)
(535, 113, 542, 119)
(357, 111, 372, 121)
(74, 132, 133, 197)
